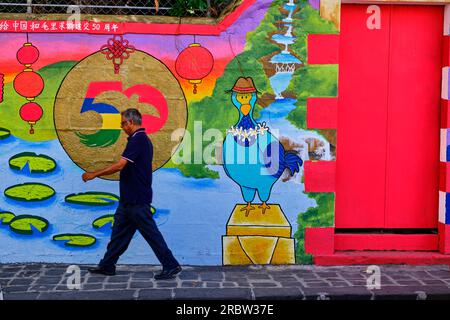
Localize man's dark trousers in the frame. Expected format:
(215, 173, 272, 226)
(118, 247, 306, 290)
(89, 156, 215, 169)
(99, 203, 179, 273)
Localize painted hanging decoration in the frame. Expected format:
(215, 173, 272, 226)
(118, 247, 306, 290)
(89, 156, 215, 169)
(100, 35, 136, 74)
(0, 73, 4, 103)
(175, 43, 214, 94)
(19, 102, 43, 135)
(16, 42, 39, 67)
(13, 41, 44, 134)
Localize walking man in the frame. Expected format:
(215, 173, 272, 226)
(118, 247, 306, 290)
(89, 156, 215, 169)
(82, 108, 182, 280)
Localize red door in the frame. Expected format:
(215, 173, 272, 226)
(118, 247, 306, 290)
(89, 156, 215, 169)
(336, 5, 442, 229)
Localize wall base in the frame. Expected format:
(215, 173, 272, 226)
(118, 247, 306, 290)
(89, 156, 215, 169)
(314, 251, 450, 266)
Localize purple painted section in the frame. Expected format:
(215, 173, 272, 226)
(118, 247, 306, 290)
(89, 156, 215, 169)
(309, 0, 320, 10)
(0, 0, 272, 66)
(447, 130, 450, 147)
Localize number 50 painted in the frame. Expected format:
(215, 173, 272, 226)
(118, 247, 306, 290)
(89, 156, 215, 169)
(81, 81, 169, 134)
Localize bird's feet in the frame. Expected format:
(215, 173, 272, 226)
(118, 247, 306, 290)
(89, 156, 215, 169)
(258, 202, 270, 214)
(240, 203, 256, 217)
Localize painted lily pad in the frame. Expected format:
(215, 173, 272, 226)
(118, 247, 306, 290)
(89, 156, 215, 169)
(0, 127, 10, 140)
(4, 183, 56, 202)
(9, 152, 57, 173)
(92, 214, 115, 229)
(0, 212, 15, 225)
(53, 234, 97, 247)
(9, 215, 49, 235)
(92, 206, 155, 230)
(65, 192, 119, 206)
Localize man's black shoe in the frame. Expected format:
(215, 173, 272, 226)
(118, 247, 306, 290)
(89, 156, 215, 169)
(154, 266, 182, 280)
(88, 266, 116, 276)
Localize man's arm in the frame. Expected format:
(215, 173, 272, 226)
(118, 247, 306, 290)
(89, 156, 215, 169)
(82, 158, 128, 182)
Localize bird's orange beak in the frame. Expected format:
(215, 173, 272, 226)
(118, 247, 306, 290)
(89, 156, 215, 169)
(240, 104, 251, 116)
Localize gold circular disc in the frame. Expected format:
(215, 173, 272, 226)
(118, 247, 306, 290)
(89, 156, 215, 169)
(54, 50, 187, 180)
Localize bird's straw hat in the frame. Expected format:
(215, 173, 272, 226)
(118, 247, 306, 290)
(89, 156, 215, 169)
(227, 77, 258, 93)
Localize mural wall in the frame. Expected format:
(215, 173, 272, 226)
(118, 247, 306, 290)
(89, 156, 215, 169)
(0, 0, 338, 265)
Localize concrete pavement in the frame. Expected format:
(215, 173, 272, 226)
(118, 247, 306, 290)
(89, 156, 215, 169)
(1, 264, 450, 300)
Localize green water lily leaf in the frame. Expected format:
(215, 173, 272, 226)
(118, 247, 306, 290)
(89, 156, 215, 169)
(92, 206, 155, 230)
(0, 127, 11, 140)
(9, 215, 49, 235)
(65, 192, 119, 206)
(0, 212, 15, 225)
(53, 234, 97, 247)
(9, 152, 57, 173)
(92, 214, 114, 229)
(4, 183, 55, 201)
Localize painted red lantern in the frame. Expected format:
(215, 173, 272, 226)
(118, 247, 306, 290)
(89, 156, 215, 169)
(17, 43, 40, 67)
(0, 73, 3, 103)
(13, 69, 44, 100)
(20, 102, 43, 134)
(175, 43, 214, 94)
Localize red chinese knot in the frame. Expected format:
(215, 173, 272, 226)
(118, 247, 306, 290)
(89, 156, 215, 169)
(101, 35, 135, 74)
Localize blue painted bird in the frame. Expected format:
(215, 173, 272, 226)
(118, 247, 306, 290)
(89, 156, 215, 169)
(222, 77, 303, 216)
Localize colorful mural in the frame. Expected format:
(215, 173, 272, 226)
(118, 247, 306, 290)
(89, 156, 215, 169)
(0, 0, 338, 265)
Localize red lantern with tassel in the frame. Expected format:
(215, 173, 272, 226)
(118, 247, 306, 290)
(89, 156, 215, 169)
(175, 43, 214, 94)
(13, 69, 44, 100)
(17, 43, 40, 67)
(20, 102, 43, 134)
(13, 37, 45, 134)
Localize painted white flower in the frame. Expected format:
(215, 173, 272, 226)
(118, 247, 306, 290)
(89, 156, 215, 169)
(227, 122, 270, 140)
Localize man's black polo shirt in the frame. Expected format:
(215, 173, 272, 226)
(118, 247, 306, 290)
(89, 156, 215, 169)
(120, 128, 153, 205)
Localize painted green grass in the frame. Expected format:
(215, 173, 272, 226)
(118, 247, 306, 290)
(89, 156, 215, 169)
(9, 215, 49, 235)
(53, 234, 97, 247)
(65, 192, 119, 206)
(4, 183, 55, 202)
(288, 64, 338, 102)
(0, 212, 15, 225)
(0, 61, 77, 142)
(294, 193, 335, 263)
(9, 152, 57, 173)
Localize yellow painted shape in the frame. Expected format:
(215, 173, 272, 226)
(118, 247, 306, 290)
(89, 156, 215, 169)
(227, 204, 291, 237)
(238, 236, 278, 264)
(271, 238, 295, 264)
(227, 226, 291, 237)
(222, 236, 252, 265)
(101, 114, 121, 129)
(223, 236, 296, 265)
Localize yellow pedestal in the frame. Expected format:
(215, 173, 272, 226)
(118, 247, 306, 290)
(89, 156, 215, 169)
(222, 204, 296, 265)
(226, 204, 292, 237)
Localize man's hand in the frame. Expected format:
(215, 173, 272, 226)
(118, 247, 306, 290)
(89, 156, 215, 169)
(82, 172, 97, 182)
(81, 159, 127, 182)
